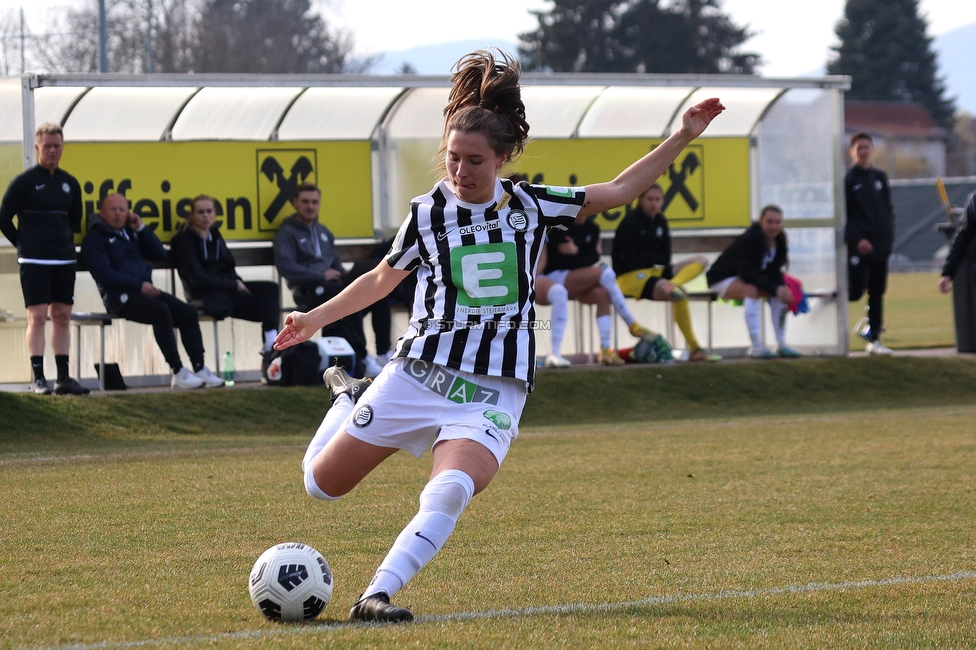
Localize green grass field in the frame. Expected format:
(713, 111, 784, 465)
(848, 271, 955, 349)
(2, 357, 976, 649)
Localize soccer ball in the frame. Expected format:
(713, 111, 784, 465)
(248, 542, 334, 622)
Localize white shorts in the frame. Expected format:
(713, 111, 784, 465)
(540, 269, 571, 286)
(340, 358, 527, 466)
(708, 276, 739, 299)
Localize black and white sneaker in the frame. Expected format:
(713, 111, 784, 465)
(31, 378, 52, 395)
(54, 377, 91, 396)
(349, 592, 413, 623)
(323, 365, 371, 403)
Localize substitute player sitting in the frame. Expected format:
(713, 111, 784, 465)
(275, 48, 724, 624)
(539, 217, 672, 365)
(705, 204, 800, 358)
(612, 183, 720, 362)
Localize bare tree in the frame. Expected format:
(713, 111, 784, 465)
(153, 0, 197, 72)
(7, 0, 371, 75)
(0, 9, 19, 76)
(32, 0, 189, 73)
(191, 0, 361, 73)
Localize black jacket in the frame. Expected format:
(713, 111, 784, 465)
(543, 216, 601, 273)
(942, 193, 976, 280)
(611, 206, 673, 279)
(81, 220, 167, 311)
(0, 165, 83, 262)
(169, 225, 241, 318)
(705, 223, 788, 296)
(845, 165, 895, 259)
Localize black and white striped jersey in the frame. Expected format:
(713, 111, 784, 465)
(386, 177, 585, 389)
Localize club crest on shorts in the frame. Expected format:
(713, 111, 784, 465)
(483, 409, 511, 430)
(507, 210, 528, 233)
(353, 405, 373, 427)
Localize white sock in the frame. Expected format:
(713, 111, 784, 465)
(363, 469, 475, 599)
(301, 395, 355, 500)
(599, 265, 635, 325)
(744, 298, 763, 350)
(596, 314, 613, 350)
(547, 283, 569, 355)
(769, 297, 788, 348)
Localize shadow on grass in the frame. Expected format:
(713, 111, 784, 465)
(0, 386, 331, 441)
(523, 356, 976, 427)
(3, 357, 975, 444)
(0, 391, 91, 439)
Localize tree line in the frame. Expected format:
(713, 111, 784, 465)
(0, 0, 957, 131)
(0, 0, 369, 75)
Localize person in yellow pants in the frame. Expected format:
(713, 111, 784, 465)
(611, 184, 721, 362)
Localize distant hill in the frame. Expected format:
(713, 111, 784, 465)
(367, 24, 976, 116)
(368, 39, 518, 76)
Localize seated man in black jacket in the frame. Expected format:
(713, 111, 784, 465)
(705, 204, 799, 358)
(273, 183, 390, 377)
(612, 184, 719, 362)
(80, 193, 222, 389)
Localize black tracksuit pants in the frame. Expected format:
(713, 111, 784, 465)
(115, 291, 204, 372)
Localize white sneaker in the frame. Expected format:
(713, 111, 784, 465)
(375, 351, 393, 366)
(748, 347, 777, 359)
(545, 353, 572, 368)
(172, 366, 205, 389)
(866, 340, 893, 356)
(195, 366, 226, 388)
(363, 354, 385, 379)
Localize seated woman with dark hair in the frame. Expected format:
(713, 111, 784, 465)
(169, 194, 281, 355)
(705, 204, 799, 358)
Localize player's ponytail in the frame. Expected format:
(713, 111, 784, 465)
(438, 49, 529, 168)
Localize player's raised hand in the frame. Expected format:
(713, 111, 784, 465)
(680, 98, 725, 140)
(274, 311, 317, 350)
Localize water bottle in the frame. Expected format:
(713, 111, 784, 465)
(222, 351, 235, 386)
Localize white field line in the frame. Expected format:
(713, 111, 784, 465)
(23, 570, 976, 650)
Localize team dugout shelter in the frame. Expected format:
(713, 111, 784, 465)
(0, 71, 852, 387)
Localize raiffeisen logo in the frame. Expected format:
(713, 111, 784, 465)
(458, 221, 501, 237)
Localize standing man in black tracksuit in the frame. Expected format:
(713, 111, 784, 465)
(845, 132, 895, 356)
(0, 123, 89, 394)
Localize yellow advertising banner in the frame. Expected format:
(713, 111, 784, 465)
(59, 140, 374, 243)
(0, 144, 22, 193)
(514, 137, 751, 231)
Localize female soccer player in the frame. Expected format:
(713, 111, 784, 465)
(274, 49, 723, 623)
(170, 195, 281, 355)
(704, 204, 800, 358)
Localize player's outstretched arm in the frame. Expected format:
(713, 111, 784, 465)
(579, 98, 724, 219)
(274, 262, 410, 351)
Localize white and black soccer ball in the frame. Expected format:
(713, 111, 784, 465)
(248, 542, 334, 622)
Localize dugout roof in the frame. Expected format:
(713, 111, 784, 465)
(0, 72, 855, 357)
